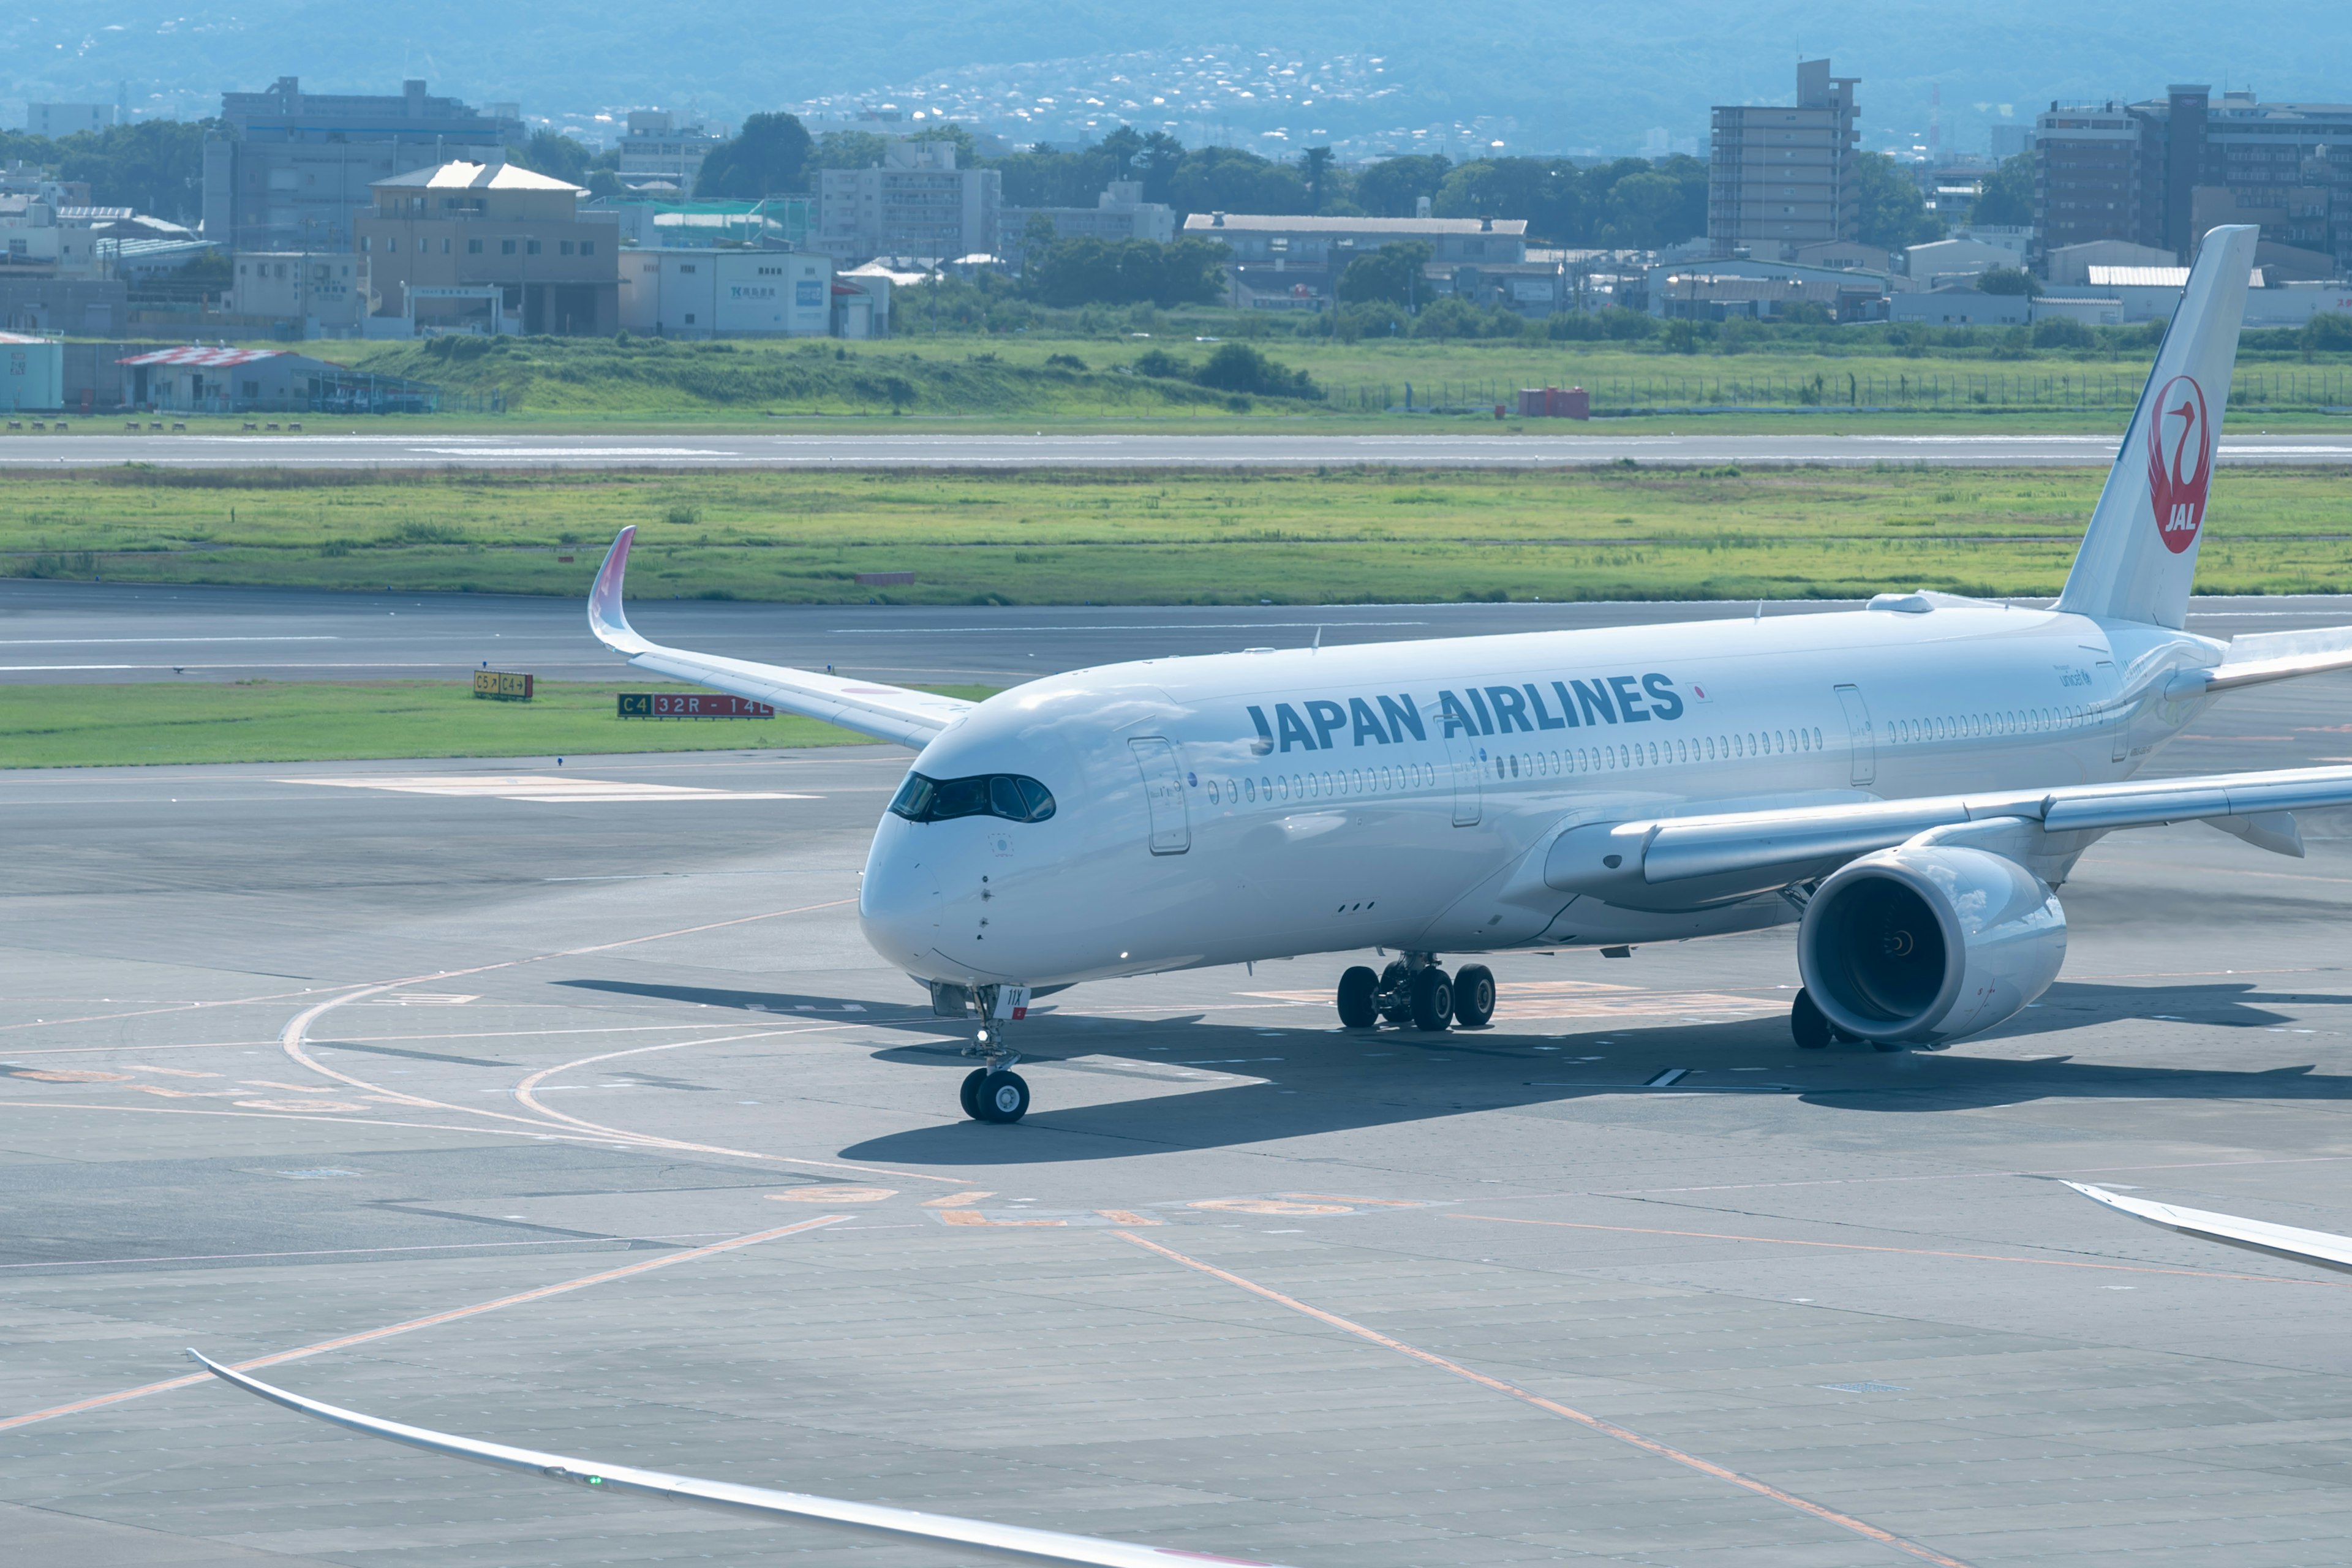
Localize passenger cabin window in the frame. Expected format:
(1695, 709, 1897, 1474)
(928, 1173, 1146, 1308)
(888, 772, 1056, 824)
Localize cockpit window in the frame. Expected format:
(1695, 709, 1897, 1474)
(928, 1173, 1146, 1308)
(889, 771, 1056, 824)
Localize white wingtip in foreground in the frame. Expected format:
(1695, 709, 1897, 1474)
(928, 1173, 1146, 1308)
(2062, 1182, 2352, 1273)
(187, 1351, 1298, 1568)
(586, 524, 976, 748)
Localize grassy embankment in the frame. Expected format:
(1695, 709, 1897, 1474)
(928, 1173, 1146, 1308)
(0, 679, 997, 769)
(7, 466, 2351, 603)
(209, 331, 2352, 431)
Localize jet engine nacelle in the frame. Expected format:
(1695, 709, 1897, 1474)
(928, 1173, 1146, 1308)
(1797, 843, 2066, 1046)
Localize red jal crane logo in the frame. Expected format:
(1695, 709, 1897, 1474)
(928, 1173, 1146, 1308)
(2146, 375, 2212, 555)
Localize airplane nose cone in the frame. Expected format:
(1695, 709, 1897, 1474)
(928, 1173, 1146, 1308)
(859, 837, 942, 970)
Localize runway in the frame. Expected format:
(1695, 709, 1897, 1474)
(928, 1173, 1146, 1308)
(4, 622, 2352, 1563)
(7, 576, 2352, 686)
(7, 427, 2352, 470)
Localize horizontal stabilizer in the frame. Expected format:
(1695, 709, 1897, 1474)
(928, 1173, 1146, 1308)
(2196, 623, 2352, 693)
(588, 527, 974, 749)
(187, 1351, 1296, 1568)
(2063, 1182, 2352, 1273)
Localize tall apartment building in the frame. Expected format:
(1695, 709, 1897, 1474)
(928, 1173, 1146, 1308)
(815, 141, 1000, 264)
(28, 104, 118, 138)
(1708, 59, 1860, 259)
(615, 111, 727, 194)
(355, 160, 616, 335)
(202, 78, 522, 253)
(2035, 86, 2352, 275)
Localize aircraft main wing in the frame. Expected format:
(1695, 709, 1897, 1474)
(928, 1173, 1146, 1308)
(1548, 763, 2352, 897)
(587, 527, 975, 749)
(188, 1352, 1298, 1568)
(2064, 1183, 2352, 1274)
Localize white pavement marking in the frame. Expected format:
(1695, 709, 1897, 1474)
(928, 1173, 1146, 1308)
(282, 774, 817, 803)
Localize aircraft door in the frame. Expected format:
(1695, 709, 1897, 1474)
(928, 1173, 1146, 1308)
(1129, 736, 1191, 854)
(2095, 660, 2128, 762)
(1444, 734, 1482, 826)
(1834, 684, 1876, 787)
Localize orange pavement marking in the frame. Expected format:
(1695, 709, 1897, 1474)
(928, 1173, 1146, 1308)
(922, 1191, 995, 1208)
(1095, 1210, 1159, 1226)
(1115, 1231, 1976, 1568)
(0, 1215, 846, 1435)
(1453, 1212, 2352, 1289)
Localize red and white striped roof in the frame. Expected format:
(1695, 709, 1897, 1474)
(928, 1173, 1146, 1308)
(116, 346, 292, 368)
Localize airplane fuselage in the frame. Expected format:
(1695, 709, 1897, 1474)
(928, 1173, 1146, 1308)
(856, 600, 2222, 989)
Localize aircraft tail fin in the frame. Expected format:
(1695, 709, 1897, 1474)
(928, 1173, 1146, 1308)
(2055, 224, 2258, 630)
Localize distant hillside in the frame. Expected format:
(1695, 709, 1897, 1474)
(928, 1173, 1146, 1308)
(9, 1, 2348, 159)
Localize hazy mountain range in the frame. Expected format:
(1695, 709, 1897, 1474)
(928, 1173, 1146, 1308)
(7, 1, 2348, 160)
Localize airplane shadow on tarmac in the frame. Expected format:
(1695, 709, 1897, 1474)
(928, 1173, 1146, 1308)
(556, 976, 2352, 1167)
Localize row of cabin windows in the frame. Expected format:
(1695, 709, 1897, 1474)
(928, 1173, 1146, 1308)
(362, 236, 595, 257)
(1890, 706, 2090, 744)
(1209, 762, 1438, 805)
(1205, 726, 1831, 805)
(1488, 726, 1826, 779)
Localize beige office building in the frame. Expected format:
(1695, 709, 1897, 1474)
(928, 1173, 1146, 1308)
(355, 162, 617, 335)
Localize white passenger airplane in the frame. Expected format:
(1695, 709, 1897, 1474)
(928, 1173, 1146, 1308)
(587, 225, 2352, 1124)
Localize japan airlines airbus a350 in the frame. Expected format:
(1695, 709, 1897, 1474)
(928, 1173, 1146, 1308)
(584, 225, 2352, 1124)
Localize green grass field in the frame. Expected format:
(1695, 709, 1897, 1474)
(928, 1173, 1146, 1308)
(7, 465, 2351, 603)
(311, 331, 2352, 424)
(0, 679, 993, 769)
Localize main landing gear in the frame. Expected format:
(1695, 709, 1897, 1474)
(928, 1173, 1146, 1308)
(1790, 987, 1901, 1052)
(1336, 956, 1496, 1031)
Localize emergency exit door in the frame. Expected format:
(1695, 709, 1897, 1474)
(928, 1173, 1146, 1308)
(1129, 737, 1191, 854)
(1835, 684, 1876, 787)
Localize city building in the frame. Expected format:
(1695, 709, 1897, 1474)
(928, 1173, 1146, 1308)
(1790, 239, 1891, 272)
(2, 330, 64, 412)
(1707, 59, 1860, 259)
(593, 196, 814, 251)
(615, 111, 728, 194)
(1646, 255, 1894, 322)
(815, 141, 1000, 265)
(115, 344, 437, 413)
(1177, 212, 1530, 310)
(2045, 238, 2177, 285)
(1003, 181, 1175, 267)
(1903, 236, 2025, 285)
(617, 249, 834, 337)
(27, 104, 117, 138)
(227, 251, 366, 336)
(0, 276, 126, 336)
(2034, 86, 2352, 276)
(1888, 287, 2032, 326)
(202, 78, 522, 254)
(355, 161, 617, 336)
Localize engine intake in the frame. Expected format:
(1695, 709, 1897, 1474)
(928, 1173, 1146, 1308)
(1798, 843, 2066, 1045)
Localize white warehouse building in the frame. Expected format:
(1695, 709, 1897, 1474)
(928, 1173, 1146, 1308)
(619, 251, 834, 338)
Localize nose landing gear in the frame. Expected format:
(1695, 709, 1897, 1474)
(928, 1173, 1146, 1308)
(959, 997, 1031, 1123)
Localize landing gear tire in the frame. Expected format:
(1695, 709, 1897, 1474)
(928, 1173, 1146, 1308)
(1409, 967, 1454, 1031)
(1377, 960, 1412, 1023)
(973, 1071, 1030, 1123)
(1336, 965, 1381, 1028)
(1791, 988, 1832, 1050)
(959, 1068, 990, 1119)
(1452, 964, 1496, 1028)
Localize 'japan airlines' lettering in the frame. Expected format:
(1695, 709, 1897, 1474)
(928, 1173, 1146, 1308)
(1248, 674, 1685, 754)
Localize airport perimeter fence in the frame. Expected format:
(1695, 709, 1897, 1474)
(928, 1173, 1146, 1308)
(1333, 369, 2352, 416)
